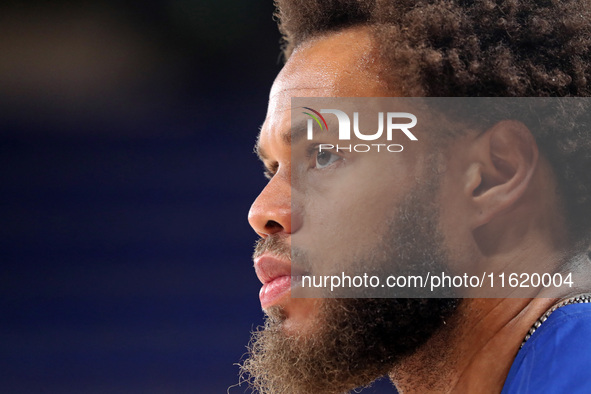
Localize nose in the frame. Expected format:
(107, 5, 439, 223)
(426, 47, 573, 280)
(248, 171, 292, 237)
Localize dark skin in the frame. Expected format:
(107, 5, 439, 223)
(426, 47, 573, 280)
(249, 26, 579, 393)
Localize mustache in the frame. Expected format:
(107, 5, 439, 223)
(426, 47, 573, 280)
(253, 236, 313, 277)
(253, 235, 291, 261)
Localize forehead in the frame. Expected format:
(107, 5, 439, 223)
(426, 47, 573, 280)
(260, 27, 391, 153)
(271, 27, 387, 103)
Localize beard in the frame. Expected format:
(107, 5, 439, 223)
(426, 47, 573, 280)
(240, 174, 461, 393)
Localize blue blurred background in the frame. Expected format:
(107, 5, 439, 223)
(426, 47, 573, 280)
(0, 1, 394, 392)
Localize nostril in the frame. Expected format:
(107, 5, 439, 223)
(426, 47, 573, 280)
(265, 220, 284, 232)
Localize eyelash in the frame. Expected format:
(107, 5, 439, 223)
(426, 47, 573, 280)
(263, 163, 278, 180)
(262, 144, 343, 179)
(306, 144, 344, 169)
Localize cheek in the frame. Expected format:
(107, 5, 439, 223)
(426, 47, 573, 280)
(299, 154, 419, 253)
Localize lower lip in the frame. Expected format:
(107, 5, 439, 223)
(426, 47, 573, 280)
(259, 276, 291, 309)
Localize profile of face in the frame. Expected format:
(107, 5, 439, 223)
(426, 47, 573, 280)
(242, 27, 460, 393)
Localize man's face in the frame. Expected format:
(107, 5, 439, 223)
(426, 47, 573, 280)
(243, 27, 460, 393)
(249, 27, 428, 329)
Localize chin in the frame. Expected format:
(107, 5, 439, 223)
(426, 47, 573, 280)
(266, 299, 324, 336)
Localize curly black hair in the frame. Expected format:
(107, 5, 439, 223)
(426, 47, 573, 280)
(274, 0, 591, 250)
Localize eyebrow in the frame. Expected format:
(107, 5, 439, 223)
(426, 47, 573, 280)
(255, 117, 335, 161)
(254, 136, 267, 162)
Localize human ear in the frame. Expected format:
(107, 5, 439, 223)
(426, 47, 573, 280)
(466, 120, 539, 228)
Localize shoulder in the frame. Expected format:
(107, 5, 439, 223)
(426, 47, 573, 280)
(502, 303, 591, 393)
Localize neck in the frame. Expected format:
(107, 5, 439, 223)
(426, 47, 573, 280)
(389, 233, 591, 393)
(389, 297, 558, 393)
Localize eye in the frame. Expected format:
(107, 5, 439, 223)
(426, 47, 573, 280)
(263, 162, 278, 180)
(315, 150, 341, 169)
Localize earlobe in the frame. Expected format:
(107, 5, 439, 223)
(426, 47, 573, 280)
(469, 120, 539, 228)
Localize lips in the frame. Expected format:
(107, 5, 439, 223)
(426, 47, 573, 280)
(254, 255, 292, 309)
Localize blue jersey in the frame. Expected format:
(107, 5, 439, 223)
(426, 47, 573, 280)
(502, 303, 591, 393)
